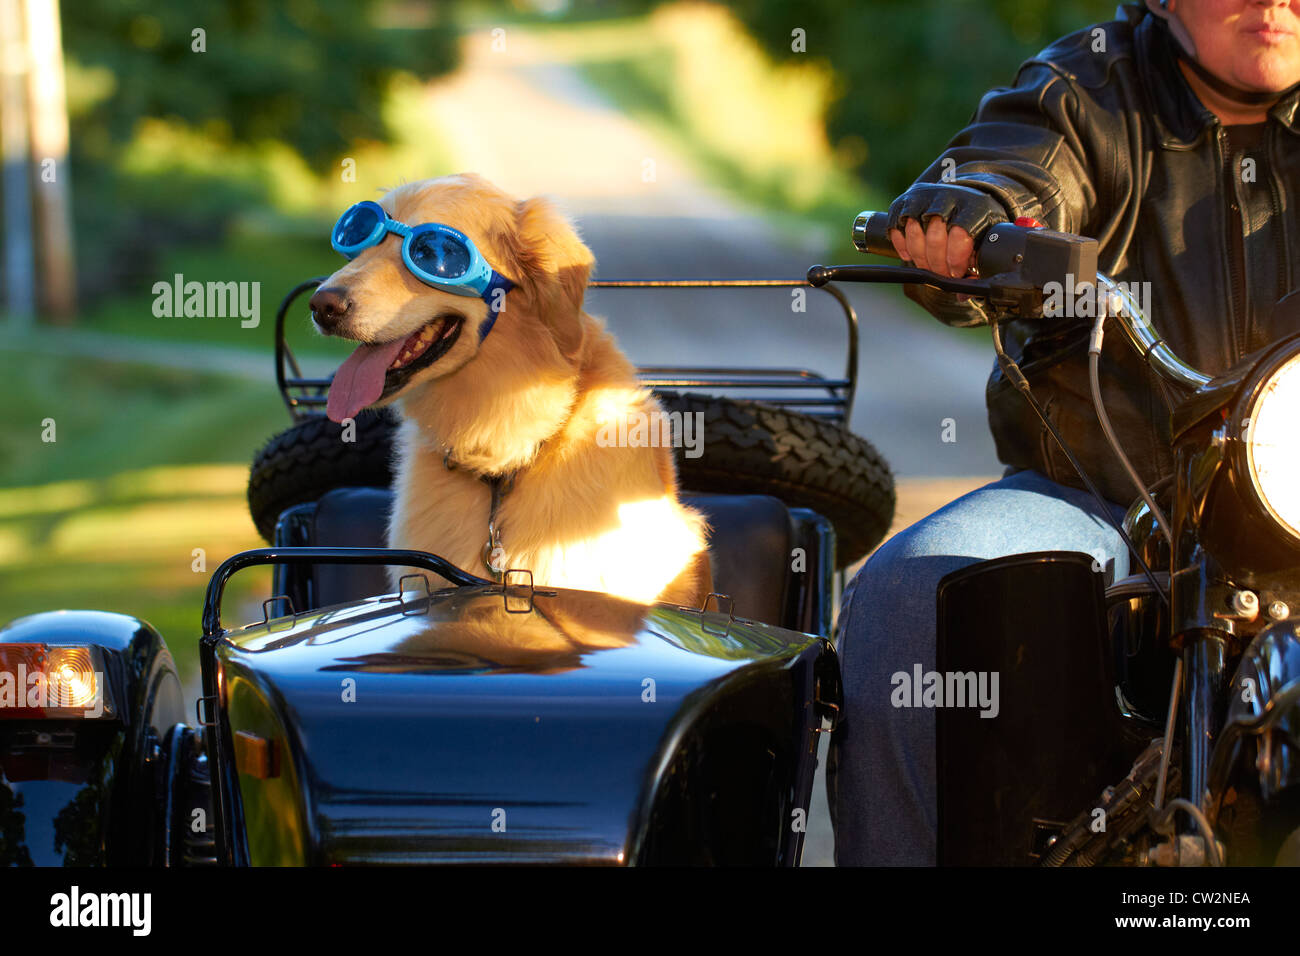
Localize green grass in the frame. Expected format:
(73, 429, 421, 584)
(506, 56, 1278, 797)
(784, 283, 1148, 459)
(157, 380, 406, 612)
(0, 350, 292, 684)
(0, 350, 288, 485)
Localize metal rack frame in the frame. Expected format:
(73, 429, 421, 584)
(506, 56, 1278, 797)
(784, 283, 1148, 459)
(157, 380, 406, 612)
(274, 276, 859, 426)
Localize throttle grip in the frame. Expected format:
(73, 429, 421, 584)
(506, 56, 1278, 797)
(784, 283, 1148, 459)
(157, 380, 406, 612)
(851, 209, 1097, 289)
(852, 211, 897, 258)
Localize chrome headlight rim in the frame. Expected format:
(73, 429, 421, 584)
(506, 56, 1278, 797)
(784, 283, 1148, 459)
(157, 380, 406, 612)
(1238, 343, 1300, 546)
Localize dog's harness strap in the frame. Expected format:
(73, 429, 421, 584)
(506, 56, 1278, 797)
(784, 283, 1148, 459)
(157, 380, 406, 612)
(440, 441, 545, 584)
(480, 470, 517, 581)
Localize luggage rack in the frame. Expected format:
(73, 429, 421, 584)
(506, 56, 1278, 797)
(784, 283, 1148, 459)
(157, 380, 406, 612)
(275, 276, 859, 427)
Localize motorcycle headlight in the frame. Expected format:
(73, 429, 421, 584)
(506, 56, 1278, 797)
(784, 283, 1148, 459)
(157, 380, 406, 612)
(1244, 350, 1300, 541)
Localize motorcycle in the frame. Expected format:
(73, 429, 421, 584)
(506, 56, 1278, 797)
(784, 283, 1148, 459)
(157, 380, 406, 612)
(816, 211, 1300, 866)
(9, 196, 1294, 868)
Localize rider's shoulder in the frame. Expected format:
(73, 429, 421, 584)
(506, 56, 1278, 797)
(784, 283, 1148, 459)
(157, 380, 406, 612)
(1019, 5, 1144, 93)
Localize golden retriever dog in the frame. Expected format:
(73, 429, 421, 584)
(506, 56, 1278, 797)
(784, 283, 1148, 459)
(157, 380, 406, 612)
(310, 173, 712, 607)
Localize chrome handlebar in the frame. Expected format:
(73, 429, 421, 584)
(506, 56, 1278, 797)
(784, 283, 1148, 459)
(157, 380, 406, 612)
(1095, 274, 1210, 390)
(848, 208, 1211, 391)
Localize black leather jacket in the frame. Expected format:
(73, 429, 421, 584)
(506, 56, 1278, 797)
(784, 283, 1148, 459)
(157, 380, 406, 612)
(890, 4, 1300, 505)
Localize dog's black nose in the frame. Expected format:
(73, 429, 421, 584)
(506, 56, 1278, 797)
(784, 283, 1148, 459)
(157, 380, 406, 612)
(310, 286, 353, 331)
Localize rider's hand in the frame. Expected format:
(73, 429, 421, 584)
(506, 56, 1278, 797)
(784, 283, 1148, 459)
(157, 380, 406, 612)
(889, 216, 977, 279)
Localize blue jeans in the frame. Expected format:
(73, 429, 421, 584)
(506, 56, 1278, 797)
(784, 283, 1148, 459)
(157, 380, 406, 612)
(827, 468, 1129, 866)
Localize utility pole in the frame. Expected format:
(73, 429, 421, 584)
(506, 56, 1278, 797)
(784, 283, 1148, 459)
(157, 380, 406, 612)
(24, 0, 75, 322)
(0, 0, 36, 327)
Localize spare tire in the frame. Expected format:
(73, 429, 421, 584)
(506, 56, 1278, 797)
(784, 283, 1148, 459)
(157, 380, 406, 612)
(247, 395, 895, 567)
(654, 391, 893, 567)
(247, 408, 399, 542)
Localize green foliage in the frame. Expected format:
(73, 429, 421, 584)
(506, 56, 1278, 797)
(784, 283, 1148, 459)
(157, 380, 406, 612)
(726, 0, 1120, 198)
(61, 0, 459, 295)
(63, 0, 457, 168)
(0, 351, 286, 486)
(71, 161, 271, 297)
(83, 231, 344, 354)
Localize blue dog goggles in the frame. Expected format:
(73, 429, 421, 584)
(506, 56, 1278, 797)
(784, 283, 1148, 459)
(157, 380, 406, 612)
(331, 200, 515, 340)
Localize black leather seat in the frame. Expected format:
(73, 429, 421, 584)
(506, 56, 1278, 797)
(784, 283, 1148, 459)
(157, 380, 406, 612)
(276, 487, 796, 626)
(685, 493, 793, 625)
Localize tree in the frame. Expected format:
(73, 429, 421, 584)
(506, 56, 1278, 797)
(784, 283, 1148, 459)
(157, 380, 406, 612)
(63, 0, 458, 168)
(728, 0, 1117, 199)
(59, 0, 459, 294)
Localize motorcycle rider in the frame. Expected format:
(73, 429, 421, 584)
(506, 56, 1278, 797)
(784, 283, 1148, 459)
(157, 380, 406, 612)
(830, 0, 1300, 865)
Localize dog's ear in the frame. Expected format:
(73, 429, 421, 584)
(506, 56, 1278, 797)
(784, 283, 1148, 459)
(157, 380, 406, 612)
(509, 197, 593, 362)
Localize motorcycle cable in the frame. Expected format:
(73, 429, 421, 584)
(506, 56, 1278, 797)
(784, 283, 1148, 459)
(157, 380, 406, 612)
(996, 307, 1199, 853)
(1086, 308, 1236, 863)
(1088, 309, 1174, 543)
(990, 318, 1171, 607)
(1085, 302, 1195, 829)
(1153, 657, 1183, 812)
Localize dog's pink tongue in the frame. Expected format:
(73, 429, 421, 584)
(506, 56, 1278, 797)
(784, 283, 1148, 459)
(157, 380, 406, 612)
(326, 338, 408, 422)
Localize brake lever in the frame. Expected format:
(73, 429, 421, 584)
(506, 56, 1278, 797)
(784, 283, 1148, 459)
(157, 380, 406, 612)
(805, 264, 1048, 318)
(806, 263, 988, 295)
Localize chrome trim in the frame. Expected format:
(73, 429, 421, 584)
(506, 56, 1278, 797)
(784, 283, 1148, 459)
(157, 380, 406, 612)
(1098, 274, 1211, 390)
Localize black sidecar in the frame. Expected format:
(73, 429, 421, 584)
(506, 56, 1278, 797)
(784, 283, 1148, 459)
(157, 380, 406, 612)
(0, 276, 891, 867)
